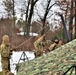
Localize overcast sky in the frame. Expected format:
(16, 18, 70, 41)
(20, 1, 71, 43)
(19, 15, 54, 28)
(0, 0, 61, 18)
(0, 0, 62, 29)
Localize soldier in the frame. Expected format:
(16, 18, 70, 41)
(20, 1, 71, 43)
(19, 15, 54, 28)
(48, 38, 59, 51)
(0, 35, 13, 75)
(56, 39, 64, 48)
(58, 39, 64, 45)
(34, 34, 47, 57)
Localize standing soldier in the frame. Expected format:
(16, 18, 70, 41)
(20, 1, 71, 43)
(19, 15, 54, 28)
(34, 34, 47, 57)
(0, 35, 13, 75)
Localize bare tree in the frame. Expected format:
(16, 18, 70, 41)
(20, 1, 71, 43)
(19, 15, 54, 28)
(3, 0, 16, 37)
(55, 0, 76, 41)
(12, 0, 15, 27)
(42, 1, 56, 35)
(3, 0, 15, 18)
(36, 0, 56, 35)
(20, 0, 39, 37)
(69, 0, 74, 40)
(26, 0, 39, 37)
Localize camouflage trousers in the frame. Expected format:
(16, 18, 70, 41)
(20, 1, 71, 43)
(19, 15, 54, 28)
(35, 50, 43, 58)
(0, 70, 8, 75)
(0, 71, 14, 75)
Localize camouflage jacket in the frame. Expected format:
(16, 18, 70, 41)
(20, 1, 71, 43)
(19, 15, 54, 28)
(49, 43, 58, 51)
(34, 36, 47, 49)
(0, 43, 12, 60)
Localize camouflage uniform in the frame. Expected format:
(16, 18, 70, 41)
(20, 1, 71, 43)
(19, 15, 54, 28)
(56, 43, 62, 48)
(34, 34, 47, 57)
(49, 41, 63, 51)
(0, 35, 13, 75)
(56, 40, 63, 48)
(49, 43, 58, 51)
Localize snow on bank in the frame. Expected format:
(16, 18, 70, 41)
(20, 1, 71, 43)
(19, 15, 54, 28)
(17, 32, 38, 36)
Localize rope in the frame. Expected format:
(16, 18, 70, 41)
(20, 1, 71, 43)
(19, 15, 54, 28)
(15, 25, 50, 49)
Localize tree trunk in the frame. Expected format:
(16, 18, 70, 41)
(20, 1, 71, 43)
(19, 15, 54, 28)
(26, 0, 34, 37)
(75, 0, 76, 38)
(25, 0, 39, 38)
(24, 0, 31, 37)
(41, 0, 55, 35)
(26, 23, 30, 38)
(41, 21, 45, 35)
(13, 0, 15, 28)
(60, 14, 70, 42)
(69, 0, 73, 40)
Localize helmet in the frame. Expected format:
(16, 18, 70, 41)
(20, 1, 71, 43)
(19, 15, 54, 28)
(2, 35, 10, 45)
(2, 35, 9, 41)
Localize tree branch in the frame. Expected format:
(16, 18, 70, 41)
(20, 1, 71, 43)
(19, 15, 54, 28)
(48, 3, 56, 11)
(34, 0, 39, 5)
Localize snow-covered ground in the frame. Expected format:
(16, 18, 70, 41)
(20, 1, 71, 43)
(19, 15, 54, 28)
(0, 51, 35, 75)
(17, 32, 38, 36)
